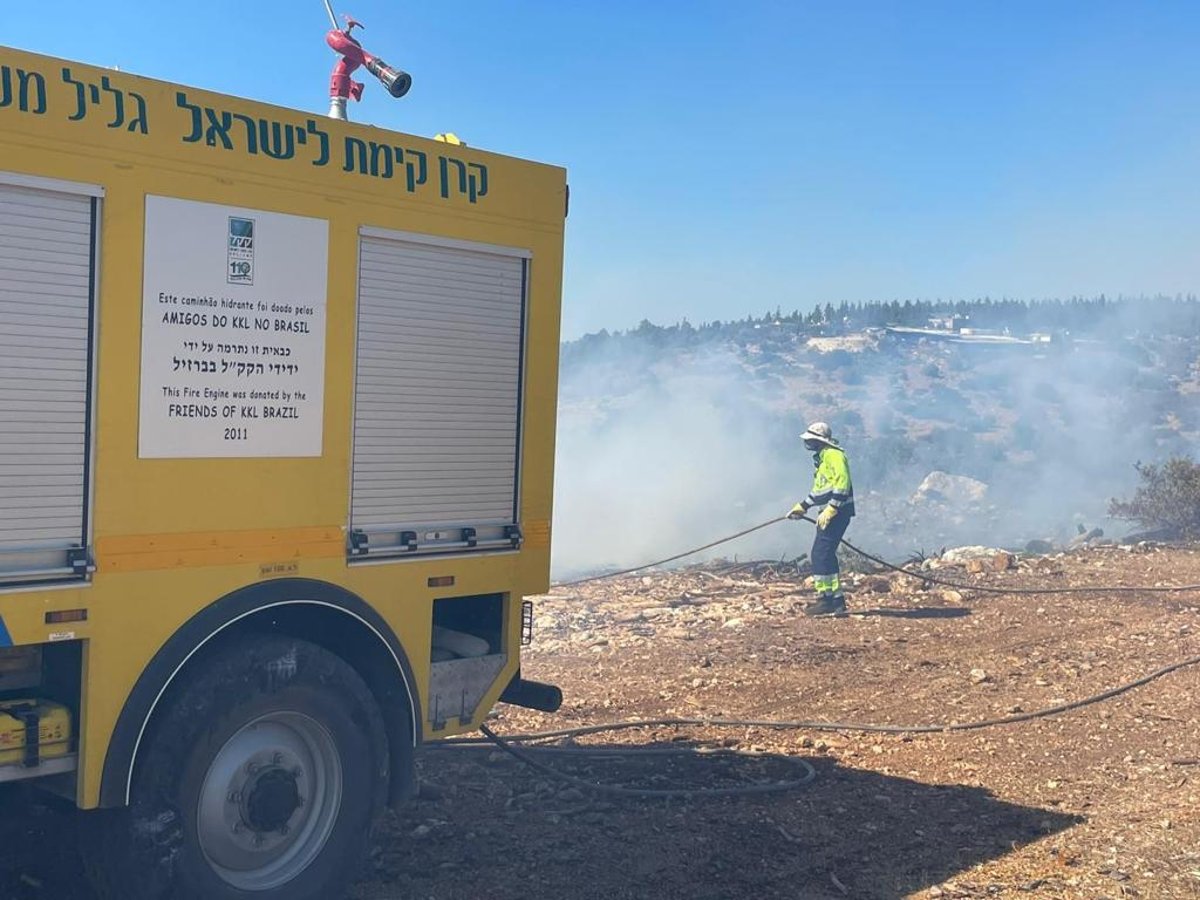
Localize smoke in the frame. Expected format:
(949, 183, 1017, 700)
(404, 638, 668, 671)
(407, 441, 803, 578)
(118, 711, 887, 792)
(552, 345, 799, 578)
(550, 309, 1200, 579)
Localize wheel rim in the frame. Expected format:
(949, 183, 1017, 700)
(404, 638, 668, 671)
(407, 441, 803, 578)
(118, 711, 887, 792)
(196, 711, 343, 891)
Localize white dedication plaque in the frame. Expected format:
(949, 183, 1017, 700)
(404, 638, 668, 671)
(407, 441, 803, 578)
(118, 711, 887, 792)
(139, 196, 329, 458)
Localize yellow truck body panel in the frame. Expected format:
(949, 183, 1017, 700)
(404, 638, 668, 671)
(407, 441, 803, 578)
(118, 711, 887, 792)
(0, 46, 565, 808)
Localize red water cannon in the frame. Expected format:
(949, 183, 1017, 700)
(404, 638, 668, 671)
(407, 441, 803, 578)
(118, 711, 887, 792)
(324, 1, 411, 120)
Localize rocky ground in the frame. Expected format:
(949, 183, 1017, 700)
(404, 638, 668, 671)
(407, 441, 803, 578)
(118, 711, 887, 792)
(3, 543, 1200, 899)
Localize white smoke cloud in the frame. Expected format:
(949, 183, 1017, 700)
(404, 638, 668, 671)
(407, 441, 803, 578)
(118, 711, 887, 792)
(550, 315, 1200, 579)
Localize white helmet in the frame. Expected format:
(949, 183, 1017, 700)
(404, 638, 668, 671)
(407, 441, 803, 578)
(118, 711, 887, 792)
(801, 421, 839, 448)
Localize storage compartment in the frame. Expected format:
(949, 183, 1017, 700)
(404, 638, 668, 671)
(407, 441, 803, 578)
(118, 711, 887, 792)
(0, 641, 80, 785)
(427, 593, 507, 729)
(430, 593, 504, 661)
(348, 231, 529, 559)
(0, 178, 98, 583)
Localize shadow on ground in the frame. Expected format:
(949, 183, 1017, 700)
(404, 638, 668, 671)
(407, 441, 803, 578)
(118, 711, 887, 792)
(0, 785, 89, 900)
(0, 748, 1080, 900)
(355, 744, 1081, 900)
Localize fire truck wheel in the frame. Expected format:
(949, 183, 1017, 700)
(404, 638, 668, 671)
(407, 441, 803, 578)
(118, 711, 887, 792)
(81, 636, 391, 900)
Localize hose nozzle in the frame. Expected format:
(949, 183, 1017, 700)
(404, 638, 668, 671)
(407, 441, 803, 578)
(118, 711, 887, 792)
(365, 57, 412, 98)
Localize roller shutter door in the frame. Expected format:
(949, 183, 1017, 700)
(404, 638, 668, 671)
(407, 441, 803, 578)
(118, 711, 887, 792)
(350, 231, 527, 557)
(0, 180, 95, 580)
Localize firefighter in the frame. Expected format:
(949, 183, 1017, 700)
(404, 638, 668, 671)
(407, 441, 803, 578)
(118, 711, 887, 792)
(788, 422, 855, 616)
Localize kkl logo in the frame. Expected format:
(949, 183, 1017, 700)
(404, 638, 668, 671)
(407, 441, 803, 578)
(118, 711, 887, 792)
(227, 217, 255, 285)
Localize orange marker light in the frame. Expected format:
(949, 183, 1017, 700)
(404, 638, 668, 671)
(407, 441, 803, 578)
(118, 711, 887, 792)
(45, 609, 88, 624)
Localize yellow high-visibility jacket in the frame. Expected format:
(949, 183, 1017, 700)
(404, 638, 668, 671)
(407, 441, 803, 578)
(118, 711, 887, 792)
(802, 447, 855, 517)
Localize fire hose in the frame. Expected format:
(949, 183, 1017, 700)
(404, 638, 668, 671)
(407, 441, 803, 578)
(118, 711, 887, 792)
(448, 655, 1200, 799)
(441, 517, 1200, 798)
(555, 514, 1200, 595)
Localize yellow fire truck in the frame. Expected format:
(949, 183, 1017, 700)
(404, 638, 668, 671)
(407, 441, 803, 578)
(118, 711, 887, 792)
(0, 41, 565, 899)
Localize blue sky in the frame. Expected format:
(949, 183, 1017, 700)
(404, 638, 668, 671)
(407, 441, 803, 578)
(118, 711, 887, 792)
(10, 2, 1199, 337)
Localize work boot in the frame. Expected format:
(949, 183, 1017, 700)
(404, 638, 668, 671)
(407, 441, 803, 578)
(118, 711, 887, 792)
(804, 594, 847, 617)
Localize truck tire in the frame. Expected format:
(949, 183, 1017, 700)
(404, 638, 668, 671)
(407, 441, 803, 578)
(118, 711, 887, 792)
(81, 636, 392, 900)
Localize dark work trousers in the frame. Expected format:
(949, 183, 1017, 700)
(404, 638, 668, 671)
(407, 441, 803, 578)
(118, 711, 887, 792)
(810, 511, 852, 598)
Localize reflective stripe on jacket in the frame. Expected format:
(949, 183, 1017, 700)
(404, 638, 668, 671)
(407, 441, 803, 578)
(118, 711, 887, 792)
(803, 447, 855, 516)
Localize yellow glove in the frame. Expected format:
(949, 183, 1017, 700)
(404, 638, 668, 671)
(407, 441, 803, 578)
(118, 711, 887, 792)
(816, 505, 837, 529)
(787, 502, 808, 520)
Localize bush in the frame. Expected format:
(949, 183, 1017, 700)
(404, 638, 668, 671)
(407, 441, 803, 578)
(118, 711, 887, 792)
(1108, 456, 1200, 538)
